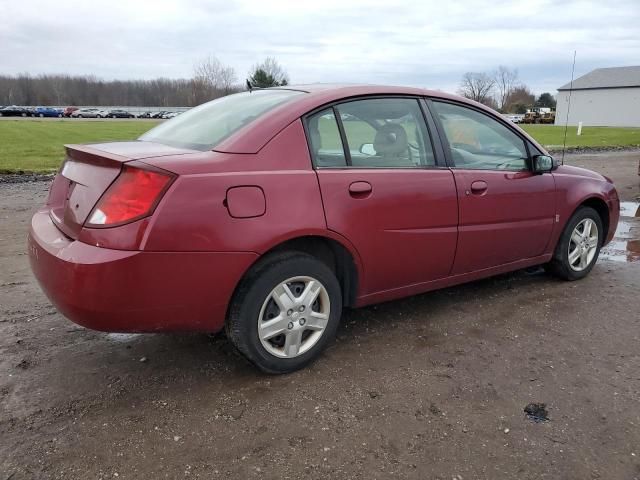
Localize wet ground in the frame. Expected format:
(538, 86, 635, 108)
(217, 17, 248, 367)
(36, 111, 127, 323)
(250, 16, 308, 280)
(1, 151, 639, 479)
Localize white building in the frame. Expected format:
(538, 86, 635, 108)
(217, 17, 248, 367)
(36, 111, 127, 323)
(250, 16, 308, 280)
(555, 65, 640, 127)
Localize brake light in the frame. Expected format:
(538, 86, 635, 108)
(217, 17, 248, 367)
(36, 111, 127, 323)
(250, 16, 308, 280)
(86, 165, 173, 227)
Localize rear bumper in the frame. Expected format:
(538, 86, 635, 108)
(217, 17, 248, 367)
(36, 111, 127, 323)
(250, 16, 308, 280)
(28, 210, 257, 333)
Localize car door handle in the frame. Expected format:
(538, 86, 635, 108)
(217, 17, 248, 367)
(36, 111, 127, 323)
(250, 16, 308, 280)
(470, 180, 488, 195)
(348, 181, 372, 197)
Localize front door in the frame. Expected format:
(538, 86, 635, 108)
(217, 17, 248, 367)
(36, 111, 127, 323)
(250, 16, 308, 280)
(429, 100, 555, 274)
(306, 98, 459, 297)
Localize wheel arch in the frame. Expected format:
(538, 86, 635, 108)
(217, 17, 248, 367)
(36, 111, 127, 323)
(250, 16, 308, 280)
(231, 233, 362, 311)
(577, 196, 610, 241)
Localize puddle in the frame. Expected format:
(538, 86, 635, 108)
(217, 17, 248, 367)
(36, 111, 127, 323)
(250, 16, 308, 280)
(105, 333, 142, 343)
(600, 201, 640, 263)
(524, 403, 549, 423)
(620, 201, 640, 218)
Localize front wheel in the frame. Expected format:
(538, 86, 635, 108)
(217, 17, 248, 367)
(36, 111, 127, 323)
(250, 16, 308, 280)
(226, 252, 342, 374)
(546, 206, 603, 280)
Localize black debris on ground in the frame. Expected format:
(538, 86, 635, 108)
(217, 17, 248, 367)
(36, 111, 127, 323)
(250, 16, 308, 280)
(524, 403, 549, 423)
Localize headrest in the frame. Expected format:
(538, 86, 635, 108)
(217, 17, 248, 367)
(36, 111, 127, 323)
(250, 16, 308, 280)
(373, 123, 408, 156)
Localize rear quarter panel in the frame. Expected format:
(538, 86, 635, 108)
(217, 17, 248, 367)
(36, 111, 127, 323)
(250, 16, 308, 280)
(142, 120, 330, 253)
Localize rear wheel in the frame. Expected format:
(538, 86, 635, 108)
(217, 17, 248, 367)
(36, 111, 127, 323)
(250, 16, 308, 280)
(226, 251, 342, 374)
(546, 206, 602, 280)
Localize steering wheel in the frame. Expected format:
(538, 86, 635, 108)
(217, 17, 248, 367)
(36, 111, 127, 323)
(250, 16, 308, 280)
(494, 160, 522, 170)
(406, 142, 420, 163)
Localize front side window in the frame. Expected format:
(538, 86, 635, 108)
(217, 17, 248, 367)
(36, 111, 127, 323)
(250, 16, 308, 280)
(431, 101, 528, 171)
(336, 98, 435, 168)
(140, 89, 304, 151)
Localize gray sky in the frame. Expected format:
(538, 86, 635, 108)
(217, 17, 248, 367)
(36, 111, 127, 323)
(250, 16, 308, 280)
(1, 0, 639, 95)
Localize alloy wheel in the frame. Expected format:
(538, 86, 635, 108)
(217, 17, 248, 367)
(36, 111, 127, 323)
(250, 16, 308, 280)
(568, 218, 598, 271)
(257, 276, 330, 358)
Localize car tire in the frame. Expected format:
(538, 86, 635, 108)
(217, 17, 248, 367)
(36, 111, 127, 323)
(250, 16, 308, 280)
(21, 112, 27, 117)
(545, 206, 603, 281)
(58, 114, 62, 118)
(39, 113, 44, 117)
(77, 115, 83, 118)
(226, 251, 343, 374)
(112, 115, 116, 119)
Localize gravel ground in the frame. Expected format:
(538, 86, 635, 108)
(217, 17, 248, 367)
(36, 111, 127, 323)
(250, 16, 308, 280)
(1, 152, 639, 480)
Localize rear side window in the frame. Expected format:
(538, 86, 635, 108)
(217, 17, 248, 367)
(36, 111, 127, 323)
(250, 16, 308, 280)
(139, 89, 304, 151)
(306, 109, 347, 167)
(431, 101, 528, 171)
(337, 98, 434, 168)
(307, 98, 436, 168)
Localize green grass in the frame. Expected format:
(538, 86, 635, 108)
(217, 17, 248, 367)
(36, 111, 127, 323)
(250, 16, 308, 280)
(519, 125, 640, 149)
(0, 120, 159, 173)
(1, 120, 639, 173)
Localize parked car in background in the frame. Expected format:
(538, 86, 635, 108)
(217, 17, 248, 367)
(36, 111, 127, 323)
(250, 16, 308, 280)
(107, 109, 135, 118)
(152, 111, 169, 119)
(71, 108, 100, 118)
(63, 107, 79, 117)
(137, 111, 153, 118)
(0, 105, 29, 117)
(33, 107, 63, 118)
(504, 114, 524, 124)
(95, 109, 110, 118)
(28, 85, 619, 373)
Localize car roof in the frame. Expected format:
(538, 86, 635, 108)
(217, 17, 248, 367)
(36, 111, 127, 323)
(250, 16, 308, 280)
(215, 83, 527, 154)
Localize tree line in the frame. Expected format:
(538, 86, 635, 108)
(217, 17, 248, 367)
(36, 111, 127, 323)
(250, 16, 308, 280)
(458, 66, 556, 113)
(0, 57, 290, 107)
(1, 57, 554, 112)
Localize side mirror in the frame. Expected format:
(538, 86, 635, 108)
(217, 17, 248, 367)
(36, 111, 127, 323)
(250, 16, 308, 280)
(359, 143, 376, 156)
(532, 155, 556, 173)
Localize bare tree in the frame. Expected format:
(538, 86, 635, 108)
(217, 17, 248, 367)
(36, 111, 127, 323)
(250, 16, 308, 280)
(249, 57, 289, 87)
(458, 72, 495, 105)
(193, 56, 237, 95)
(504, 85, 535, 113)
(493, 66, 519, 112)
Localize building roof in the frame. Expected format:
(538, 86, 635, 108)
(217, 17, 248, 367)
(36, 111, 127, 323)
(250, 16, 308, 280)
(558, 66, 640, 91)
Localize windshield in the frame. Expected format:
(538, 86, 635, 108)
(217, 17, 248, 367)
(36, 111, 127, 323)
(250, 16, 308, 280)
(139, 89, 304, 150)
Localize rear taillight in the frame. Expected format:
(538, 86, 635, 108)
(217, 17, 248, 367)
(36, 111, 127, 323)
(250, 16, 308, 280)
(86, 165, 173, 227)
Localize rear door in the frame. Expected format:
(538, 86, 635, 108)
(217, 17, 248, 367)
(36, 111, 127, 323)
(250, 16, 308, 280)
(307, 97, 458, 297)
(428, 100, 555, 274)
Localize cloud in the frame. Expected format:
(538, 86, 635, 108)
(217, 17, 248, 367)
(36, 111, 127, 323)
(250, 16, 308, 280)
(1, 0, 639, 94)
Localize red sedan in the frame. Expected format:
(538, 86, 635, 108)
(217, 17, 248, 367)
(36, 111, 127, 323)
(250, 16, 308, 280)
(28, 85, 619, 373)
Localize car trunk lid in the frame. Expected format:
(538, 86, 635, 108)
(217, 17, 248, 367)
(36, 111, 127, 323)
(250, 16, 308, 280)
(47, 142, 192, 239)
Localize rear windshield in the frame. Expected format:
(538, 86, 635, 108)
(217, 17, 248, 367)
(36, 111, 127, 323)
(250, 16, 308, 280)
(139, 89, 304, 151)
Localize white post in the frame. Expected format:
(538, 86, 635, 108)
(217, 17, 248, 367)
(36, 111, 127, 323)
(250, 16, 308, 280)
(577, 121, 583, 136)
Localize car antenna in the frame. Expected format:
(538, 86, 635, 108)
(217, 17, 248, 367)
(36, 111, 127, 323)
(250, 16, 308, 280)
(246, 79, 253, 92)
(561, 50, 577, 166)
